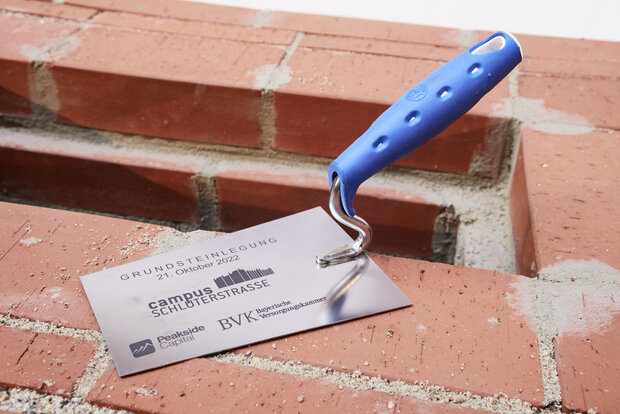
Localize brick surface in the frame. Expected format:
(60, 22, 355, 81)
(0, 201, 169, 330)
(517, 33, 620, 78)
(0, 326, 97, 396)
(216, 170, 442, 259)
(510, 128, 619, 274)
(0, 15, 75, 116)
(519, 75, 620, 131)
(274, 47, 511, 177)
(0, 131, 202, 223)
(87, 359, 480, 413)
(300, 34, 460, 61)
(0, 0, 98, 21)
(0, 59, 30, 116)
(265, 11, 462, 47)
(395, 397, 484, 413)
(556, 313, 620, 413)
(278, 47, 441, 103)
(242, 256, 544, 405)
(66, 0, 259, 25)
(49, 26, 285, 147)
(93, 11, 296, 45)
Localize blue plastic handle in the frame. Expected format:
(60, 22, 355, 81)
(329, 31, 522, 217)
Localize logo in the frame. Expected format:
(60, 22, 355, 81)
(129, 339, 156, 358)
(406, 84, 427, 101)
(214, 267, 274, 289)
(157, 325, 205, 349)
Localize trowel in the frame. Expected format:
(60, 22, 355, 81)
(317, 31, 522, 265)
(80, 31, 522, 376)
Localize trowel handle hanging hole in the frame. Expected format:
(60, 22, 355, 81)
(405, 110, 421, 126)
(471, 35, 506, 55)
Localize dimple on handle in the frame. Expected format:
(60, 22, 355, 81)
(328, 31, 522, 217)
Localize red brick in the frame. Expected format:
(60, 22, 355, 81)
(216, 170, 442, 259)
(242, 256, 544, 405)
(512, 127, 620, 409)
(265, 11, 462, 47)
(0, 131, 202, 223)
(86, 359, 479, 413)
(66, 0, 258, 25)
(274, 48, 511, 177)
(517, 33, 620, 78)
(0, 326, 97, 396)
(396, 397, 486, 413)
(92, 11, 296, 45)
(0, 0, 98, 21)
(0, 201, 169, 329)
(0, 59, 30, 115)
(519, 75, 620, 130)
(556, 313, 620, 413)
(278, 47, 440, 101)
(48, 26, 285, 147)
(510, 128, 619, 273)
(404, 116, 508, 177)
(0, 15, 75, 115)
(300, 34, 460, 61)
(522, 57, 620, 80)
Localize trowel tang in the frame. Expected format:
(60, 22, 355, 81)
(317, 31, 522, 266)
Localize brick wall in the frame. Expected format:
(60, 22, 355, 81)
(0, 0, 618, 412)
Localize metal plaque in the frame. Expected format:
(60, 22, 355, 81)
(80, 207, 412, 376)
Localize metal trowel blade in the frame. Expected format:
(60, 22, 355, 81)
(80, 207, 411, 376)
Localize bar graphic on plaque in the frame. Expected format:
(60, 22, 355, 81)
(214, 267, 275, 288)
